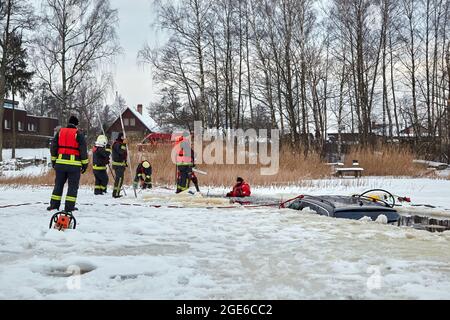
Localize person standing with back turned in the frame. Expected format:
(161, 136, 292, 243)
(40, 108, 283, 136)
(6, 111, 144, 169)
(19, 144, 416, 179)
(48, 116, 88, 212)
(92, 135, 111, 195)
(112, 132, 128, 198)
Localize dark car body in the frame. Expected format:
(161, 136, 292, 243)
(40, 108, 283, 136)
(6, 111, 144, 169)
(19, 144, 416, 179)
(288, 195, 400, 223)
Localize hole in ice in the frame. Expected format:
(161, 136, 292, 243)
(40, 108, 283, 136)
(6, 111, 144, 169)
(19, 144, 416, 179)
(45, 262, 97, 277)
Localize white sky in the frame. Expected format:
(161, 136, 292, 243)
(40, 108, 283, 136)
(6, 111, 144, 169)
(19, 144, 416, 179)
(108, 0, 162, 109)
(16, 0, 166, 111)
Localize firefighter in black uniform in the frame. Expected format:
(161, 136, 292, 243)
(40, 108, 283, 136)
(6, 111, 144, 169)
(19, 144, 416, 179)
(133, 160, 153, 190)
(92, 135, 111, 195)
(112, 133, 128, 198)
(48, 116, 88, 212)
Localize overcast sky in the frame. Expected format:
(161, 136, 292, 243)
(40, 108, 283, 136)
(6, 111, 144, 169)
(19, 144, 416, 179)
(108, 0, 162, 110)
(21, 0, 165, 111)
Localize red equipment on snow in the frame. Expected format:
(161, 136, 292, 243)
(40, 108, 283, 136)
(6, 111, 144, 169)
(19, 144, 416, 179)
(49, 212, 77, 231)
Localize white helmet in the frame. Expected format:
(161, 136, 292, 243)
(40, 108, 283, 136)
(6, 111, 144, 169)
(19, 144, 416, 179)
(142, 161, 150, 169)
(95, 135, 108, 147)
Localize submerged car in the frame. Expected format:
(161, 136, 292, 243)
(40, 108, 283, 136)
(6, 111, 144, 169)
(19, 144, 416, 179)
(286, 189, 400, 223)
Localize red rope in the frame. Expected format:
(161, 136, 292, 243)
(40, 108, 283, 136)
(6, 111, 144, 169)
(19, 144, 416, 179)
(279, 195, 305, 209)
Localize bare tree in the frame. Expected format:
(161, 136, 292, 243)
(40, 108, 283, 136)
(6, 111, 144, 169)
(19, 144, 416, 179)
(0, 0, 35, 161)
(33, 0, 120, 124)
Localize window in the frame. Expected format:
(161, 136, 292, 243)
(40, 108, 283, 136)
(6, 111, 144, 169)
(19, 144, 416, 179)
(130, 118, 135, 126)
(28, 123, 36, 132)
(4, 119, 11, 130)
(123, 118, 129, 126)
(18, 121, 24, 131)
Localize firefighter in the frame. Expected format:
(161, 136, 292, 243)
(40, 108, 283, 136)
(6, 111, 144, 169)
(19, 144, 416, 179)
(173, 133, 200, 193)
(112, 132, 128, 198)
(226, 177, 251, 197)
(92, 135, 111, 195)
(48, 116, 88, 212)
(133, 160, 153, 190)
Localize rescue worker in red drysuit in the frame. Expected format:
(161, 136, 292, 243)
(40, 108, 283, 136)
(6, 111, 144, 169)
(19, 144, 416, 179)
(48, 116, 88, 212)
(226, 177, 251, 197)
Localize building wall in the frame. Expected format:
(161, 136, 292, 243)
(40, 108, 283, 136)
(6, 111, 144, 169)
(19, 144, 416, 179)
(2, 108, 28, 132)
(2, 133, 52, 148)
(2, 100, 59, 148)
(37, 117, 59, 137)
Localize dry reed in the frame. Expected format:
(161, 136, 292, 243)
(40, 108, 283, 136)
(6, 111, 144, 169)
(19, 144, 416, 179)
(0, 143, 429, 187)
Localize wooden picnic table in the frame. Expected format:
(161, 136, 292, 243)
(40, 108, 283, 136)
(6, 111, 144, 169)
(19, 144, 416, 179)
(335, 167, 364, 178)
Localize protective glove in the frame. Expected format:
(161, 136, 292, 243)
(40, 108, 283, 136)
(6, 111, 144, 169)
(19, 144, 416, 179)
(81, 164, 88, 174)
(51, 161, 56, 168)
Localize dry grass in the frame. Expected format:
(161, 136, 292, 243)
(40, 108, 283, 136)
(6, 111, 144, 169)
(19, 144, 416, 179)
(346, 145, 425, 177)
(0, 143, 429, 187)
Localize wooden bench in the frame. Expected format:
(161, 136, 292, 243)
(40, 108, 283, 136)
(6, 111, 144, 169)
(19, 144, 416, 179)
(335, 167, 364, 178)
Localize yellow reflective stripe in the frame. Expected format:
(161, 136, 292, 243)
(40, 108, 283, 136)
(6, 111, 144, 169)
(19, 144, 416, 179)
(56, 154, 82, 166)
(95, 185, 106, 190)
(121, 145, 127, 150)
(93, 165, 107, 170)
(66, 196, 77, 202)
(81, 159, 89, 164)
(51, 195, 62, 201)
(112, 161, 126, 166)
(55, 159, 82, 166)
(105, 148, 112, 152)
(51, 157, 57, 161)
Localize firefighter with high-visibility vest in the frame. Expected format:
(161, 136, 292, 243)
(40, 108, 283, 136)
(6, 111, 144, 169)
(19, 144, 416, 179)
(173, 132, 199, 193)
(92, 135, 111, 195)
(112, 132, 128, 198)
(48, 116, 88, 212)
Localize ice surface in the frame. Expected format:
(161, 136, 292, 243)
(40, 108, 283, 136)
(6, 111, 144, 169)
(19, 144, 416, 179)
(0, 178, 450, 299)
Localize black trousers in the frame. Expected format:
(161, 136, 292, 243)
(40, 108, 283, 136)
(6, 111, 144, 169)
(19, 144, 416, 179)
(176, 165, 195, 193)
(113, 166, 126, 197)
(50, 165, 81, 212)
(94, 170, 109, 195)
(138, 176, 152, 189)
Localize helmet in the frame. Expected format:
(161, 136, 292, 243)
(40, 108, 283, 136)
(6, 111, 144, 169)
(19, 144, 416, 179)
(95, 135, 108, 147)
(142, 161, 150, 169)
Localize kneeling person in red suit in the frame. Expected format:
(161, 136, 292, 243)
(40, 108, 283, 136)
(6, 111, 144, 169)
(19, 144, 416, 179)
(226, 177, 251, 197)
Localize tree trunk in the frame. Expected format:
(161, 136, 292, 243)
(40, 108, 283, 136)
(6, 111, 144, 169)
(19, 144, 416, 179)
(12, 89, 16, 159)
(389, 32, 400, 136)
(446, 44, 450, 163)
(0, 0, 13, 162)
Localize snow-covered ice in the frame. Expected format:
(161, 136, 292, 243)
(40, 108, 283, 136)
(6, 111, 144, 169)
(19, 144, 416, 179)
(2, 148, 50, 161)
(1, 177, 450, 299)
(1, 149, 50, 178)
